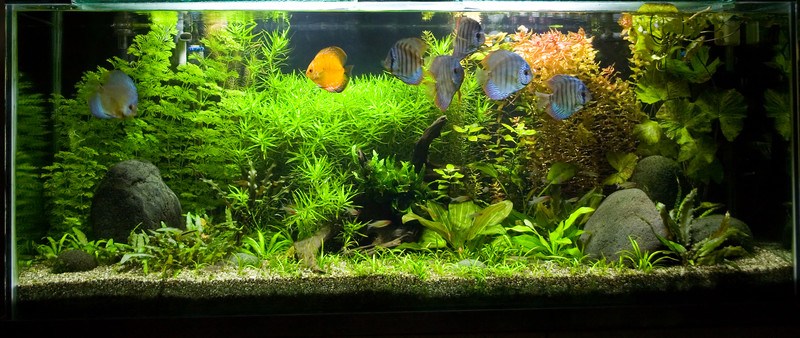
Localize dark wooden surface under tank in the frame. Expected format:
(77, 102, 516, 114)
(4, 294, 800, 337)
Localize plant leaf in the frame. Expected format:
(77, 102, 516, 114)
(764, 89, 791, 141)
(468, 200, 513, 242)
(634, 120, 662, 144)
(697, 89, 747, 141)
(603, 152, 638, 185)
(119, 253, 154, 265)
(546, 162, 577, 184)
(402, 210, 452, 245)
(468, 162, 500, 179)
(508, 225, 535, 234)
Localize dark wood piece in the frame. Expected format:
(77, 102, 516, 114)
(412, 115, 448, 172)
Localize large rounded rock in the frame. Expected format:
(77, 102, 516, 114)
(54, 249, 97, 273)
(689, 214, 754, 250)
(580, 188, 667, 262)
(90, 160, 183, 242)
(629, 155, 684, 209)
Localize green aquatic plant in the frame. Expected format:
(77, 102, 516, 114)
(202, 160, 291, 231)
(119, 212, 240, 276)
(241, 227, 293, 261)
(42, 133, 107, 235)
(504, 27, 642, 194)
(421, 30, 453, 58)
(602, 152, 638, 186)
(285, 154, 357, 240)
(523, 165, 603, 231)
(456, 119, 537, 206)
(35, 227, 126, 266)
(654, 188, 750, 265)
(207, 19, 291, 89)
(621, 5, 747, 184)
(402, 200, 513, 255)
(352, 149, 431, 212)
(431, 164, 466, 200)
(337, 220, 368, 251)
(15, 76, 50, 243)
(764, 31, 792, 141)
(508, 206, 594, 261)
(617, 236, 673, 272)
(45, 13, 296, 232)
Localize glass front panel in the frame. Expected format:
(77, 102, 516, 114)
(5, 1, 798, 321)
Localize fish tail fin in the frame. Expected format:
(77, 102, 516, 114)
(475, 67, 487, 86)
(535, 92, 550, 111)
(422, 70, 437, 100)
(88, 92, 112, 119)
(345, 65, 354, 77)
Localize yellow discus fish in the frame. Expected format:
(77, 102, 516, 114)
(306, 46, 353, 93)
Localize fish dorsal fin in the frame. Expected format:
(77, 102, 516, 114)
(403, 37, 428, 55)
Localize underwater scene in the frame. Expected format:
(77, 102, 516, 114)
(6, 1, 798, 318)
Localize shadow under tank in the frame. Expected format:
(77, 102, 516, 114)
(4, 1, 799, 335)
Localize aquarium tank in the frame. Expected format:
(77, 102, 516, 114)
(2, 0, 799, 334)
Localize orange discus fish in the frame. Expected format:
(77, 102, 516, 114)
(305, 46, 353, 93)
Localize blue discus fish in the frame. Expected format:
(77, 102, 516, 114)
(453, 17, 486, 60)
(88, 70, 138, 119)
(537, 75, 591, 120)
(478, 50, 532, 100)
(383, 37, 428, 85)
(429, 55, 465, 111)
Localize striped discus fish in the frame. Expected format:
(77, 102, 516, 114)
(429, 55, 465, 111)
(479, 50, 532, 100)
(537, 75, 592, 120)
(453, 16, 485, 60)
(383, 37, 428, 85)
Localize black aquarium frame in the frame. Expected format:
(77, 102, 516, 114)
(2, 1, 800, 335)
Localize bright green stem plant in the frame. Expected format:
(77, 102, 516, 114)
(432, 164, 466, 200)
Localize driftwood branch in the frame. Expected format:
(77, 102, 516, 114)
(412, 115, 448, 172)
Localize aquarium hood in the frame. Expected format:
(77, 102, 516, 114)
(9, 1, 741, 12)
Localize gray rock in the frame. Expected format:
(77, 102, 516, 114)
(580, 189, 667, 262)
(90, 160, 183, 243)
(457, 259, 486, 268)
(55, 249, 97, 273)
(629, 155, 684, 209)
(229, 252, 261, 267)
(689, 214, 754, 250)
